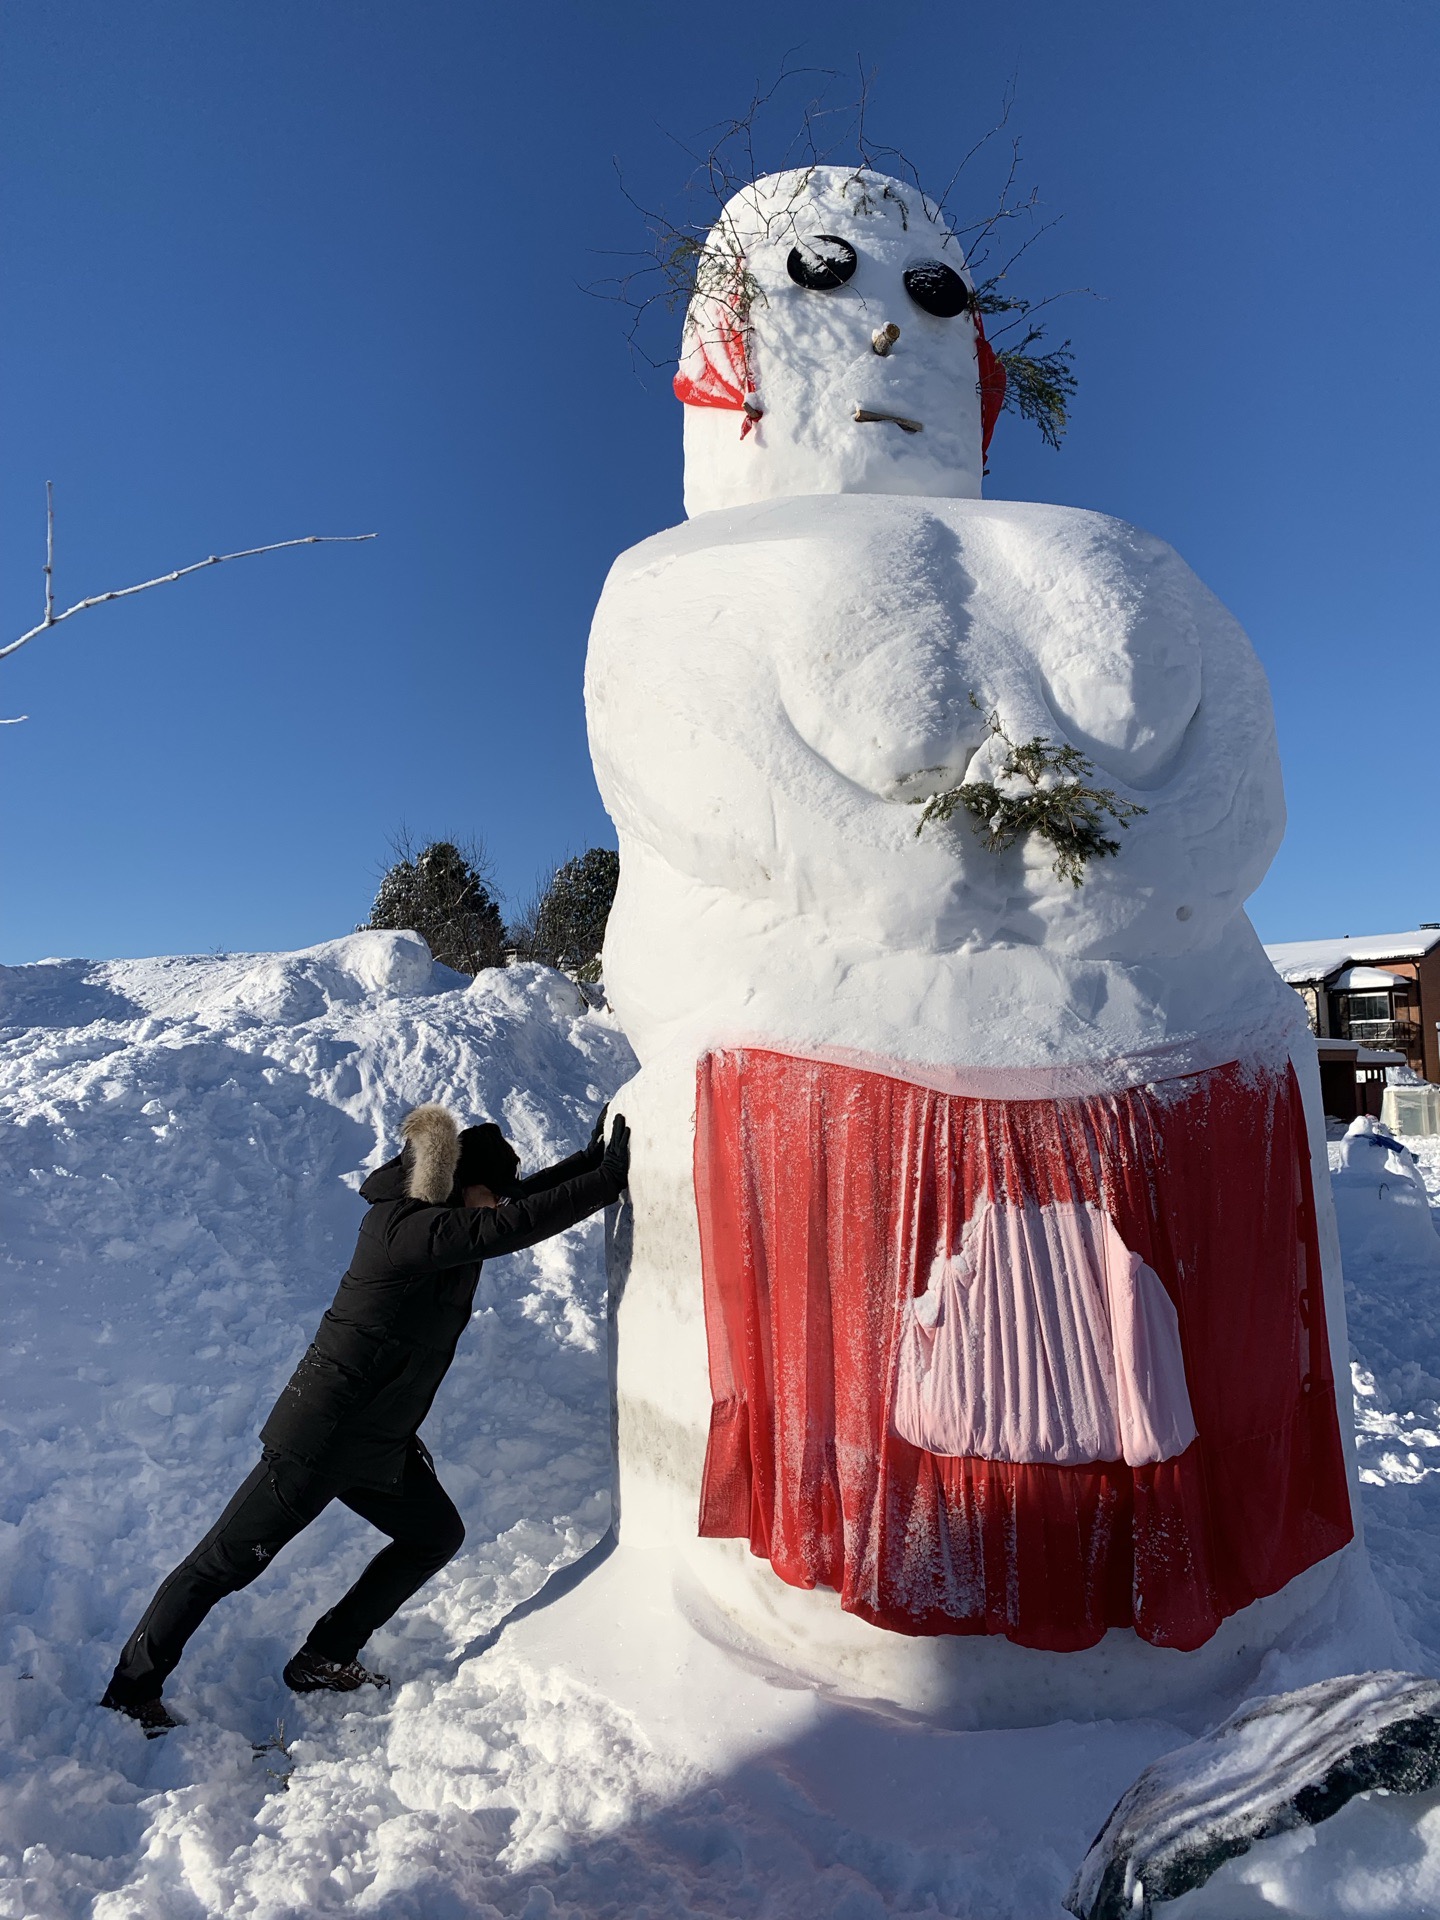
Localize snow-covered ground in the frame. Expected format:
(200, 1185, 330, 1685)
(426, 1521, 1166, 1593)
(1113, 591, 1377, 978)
(2, 935, 1439, 1918)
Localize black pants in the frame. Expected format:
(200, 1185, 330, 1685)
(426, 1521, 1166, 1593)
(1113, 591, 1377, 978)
(106, 1439, 464, 1704)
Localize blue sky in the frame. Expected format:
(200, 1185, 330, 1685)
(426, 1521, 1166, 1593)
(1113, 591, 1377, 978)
(2, 0, 1436, 962)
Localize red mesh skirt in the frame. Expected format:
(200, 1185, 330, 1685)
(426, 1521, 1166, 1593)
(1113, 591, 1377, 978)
(694, 1048, 1353, 1652)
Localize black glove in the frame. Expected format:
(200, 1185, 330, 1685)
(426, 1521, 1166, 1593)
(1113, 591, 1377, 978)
(600, 1113, 630, 1193)
(583, 1104, 609, 1169)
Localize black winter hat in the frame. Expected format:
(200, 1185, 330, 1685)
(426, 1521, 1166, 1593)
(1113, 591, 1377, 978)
(453, 1123, 520, 1198)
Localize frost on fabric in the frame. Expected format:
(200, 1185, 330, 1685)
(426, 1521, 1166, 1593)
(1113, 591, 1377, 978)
(693, 1046, 1352, 1653)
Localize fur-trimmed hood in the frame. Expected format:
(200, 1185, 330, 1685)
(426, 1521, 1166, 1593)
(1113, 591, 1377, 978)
(398, 1103, 462, 1203)
(355, 1104, 465, 1206)
(356, 1105, 522, 1208)
(357, 1104, 463, 1205)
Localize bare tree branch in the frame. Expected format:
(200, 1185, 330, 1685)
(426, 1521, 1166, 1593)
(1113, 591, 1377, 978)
(932, 79, 1018, 222)
(2, 511, 376, 664)
(43, 481, 54, 625)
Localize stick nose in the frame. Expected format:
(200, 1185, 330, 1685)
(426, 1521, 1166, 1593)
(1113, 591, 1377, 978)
(871, 323, 900, 356)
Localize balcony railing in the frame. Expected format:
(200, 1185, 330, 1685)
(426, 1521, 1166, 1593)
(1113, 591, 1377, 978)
(1341, 1018, 1422, 1051)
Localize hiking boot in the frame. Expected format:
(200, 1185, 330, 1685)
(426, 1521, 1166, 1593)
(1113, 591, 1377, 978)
(283, 1649, 390, 1694)
(100, 1688, 184, 1737)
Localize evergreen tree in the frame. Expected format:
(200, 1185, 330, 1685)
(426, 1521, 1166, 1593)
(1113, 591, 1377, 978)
(514, 848, 620, 983)
(362, 836, 506, 974)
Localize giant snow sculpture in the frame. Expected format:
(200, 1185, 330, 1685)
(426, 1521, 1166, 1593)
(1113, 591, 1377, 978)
(585, 166, 1358, 1723)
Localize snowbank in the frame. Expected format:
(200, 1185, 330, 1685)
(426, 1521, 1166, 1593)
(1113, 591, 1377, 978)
(0, 935, 637, 1916)
(2, 937, 1439, 1915)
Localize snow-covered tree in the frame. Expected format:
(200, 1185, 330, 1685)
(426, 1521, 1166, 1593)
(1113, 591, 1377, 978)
(362, 836, 506, 975)
(514, 848, 619, 983)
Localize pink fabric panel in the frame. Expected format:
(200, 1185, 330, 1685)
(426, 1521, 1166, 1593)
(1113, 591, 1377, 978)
(1104, 1227, 1198, 1466)
(891, 1200, 1196, 1467)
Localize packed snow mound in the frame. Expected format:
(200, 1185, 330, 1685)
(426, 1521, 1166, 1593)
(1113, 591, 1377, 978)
(1331, 1115, 1440, 1271)
(228, 928, 440, 1015)
(1, 927, 436, 1029)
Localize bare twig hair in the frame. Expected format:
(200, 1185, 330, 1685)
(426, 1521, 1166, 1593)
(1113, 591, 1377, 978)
(589, 63, 1088, 451)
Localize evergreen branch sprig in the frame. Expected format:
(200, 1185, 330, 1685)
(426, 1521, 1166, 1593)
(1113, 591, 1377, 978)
(912, 700, 1146, 887)
(975, 284, 1078, 449)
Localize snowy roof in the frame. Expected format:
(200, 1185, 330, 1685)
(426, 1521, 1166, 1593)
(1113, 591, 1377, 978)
(1266, 929, 1440, 984)
(1333, 966, 1409, 992)
(1314, 1037, 1408, 1064)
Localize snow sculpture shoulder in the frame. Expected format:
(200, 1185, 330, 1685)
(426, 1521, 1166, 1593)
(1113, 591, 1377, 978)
(585, 165, 1361, 1726)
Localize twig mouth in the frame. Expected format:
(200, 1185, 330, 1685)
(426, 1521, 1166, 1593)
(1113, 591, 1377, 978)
(853, 407, 924, 434)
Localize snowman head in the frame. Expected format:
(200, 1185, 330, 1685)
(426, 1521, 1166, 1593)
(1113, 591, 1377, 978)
(675, 166, 1005, 518)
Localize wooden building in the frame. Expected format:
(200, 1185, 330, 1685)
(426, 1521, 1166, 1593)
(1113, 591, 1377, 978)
(1267, 927, 1440, 1086)
(1313, 1038, 1406, 1123)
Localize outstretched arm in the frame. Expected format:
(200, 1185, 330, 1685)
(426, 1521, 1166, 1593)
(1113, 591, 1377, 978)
(513, 1108, 608, 1198)
(388, 1117, 630, 1270)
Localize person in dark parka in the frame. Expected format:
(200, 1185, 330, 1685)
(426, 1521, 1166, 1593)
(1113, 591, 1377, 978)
(101, 1100, 630, 1733)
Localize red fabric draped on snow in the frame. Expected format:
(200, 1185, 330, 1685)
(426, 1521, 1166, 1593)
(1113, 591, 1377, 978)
(694, 1048, 1353, 1652)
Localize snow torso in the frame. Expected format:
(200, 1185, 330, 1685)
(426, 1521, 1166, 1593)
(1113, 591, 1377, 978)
(588, 491, 1295, 1080)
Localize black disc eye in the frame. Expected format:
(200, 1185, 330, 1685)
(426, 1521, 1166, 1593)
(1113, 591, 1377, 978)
(786, 234, 858, 291)
(902, 260, 974, 318)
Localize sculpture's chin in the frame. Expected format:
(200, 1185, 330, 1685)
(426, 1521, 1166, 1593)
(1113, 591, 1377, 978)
(680, 403, 984, 518)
